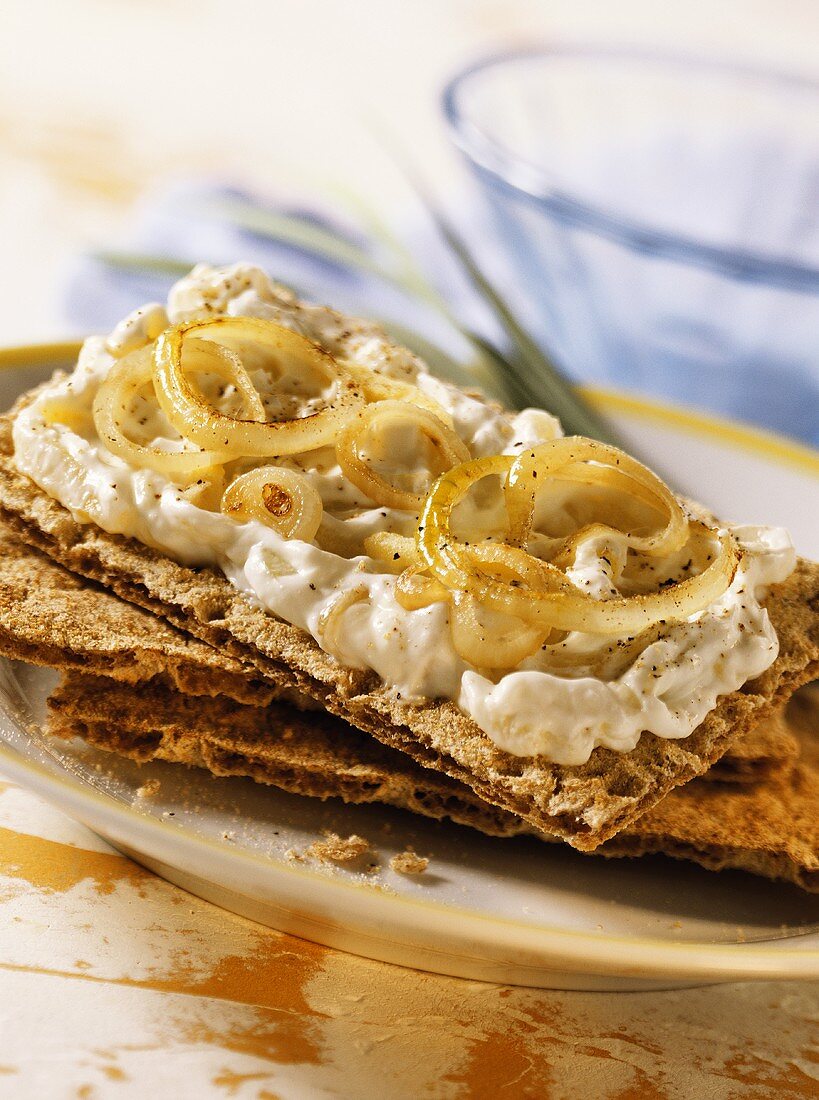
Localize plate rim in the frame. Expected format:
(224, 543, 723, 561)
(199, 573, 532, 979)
(1, 340, 817, 984)
(1, 735, 817, 983)
(583, 384, 819, 477)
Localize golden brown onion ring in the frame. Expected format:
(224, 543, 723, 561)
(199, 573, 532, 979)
(343, 362, 454, 424)
(363, 531, 421, 573)
(183, 336, 267, 422)
(394, 567, 451, 611)
(390, 536, 555, 665)
(154, 316, 363, 457)
(418, 450, 739, 634)
(221, 465, 323, 541)
(337, 399, 470, 512)
(178, 468, 226, 511)
(92, 347, 225, 480)
(448, 591, 551, 669)
(472, 527, 737, 634)
(417, 454, 514, 589)
(505, 438, 688, 557)
(317, 584, 370, 657)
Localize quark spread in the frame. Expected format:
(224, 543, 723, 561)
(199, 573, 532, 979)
(12, 264, 795, 765)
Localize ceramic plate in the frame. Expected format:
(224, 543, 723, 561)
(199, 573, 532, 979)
(1, 344, 818, 992)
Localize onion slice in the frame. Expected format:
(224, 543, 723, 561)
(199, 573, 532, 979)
(418, 454, 514, 590)
(363, 531, 421, 573)
(394, 567, 451, 611)
(449, 591, 551, 670)
(505, 437, 688, 557)
(343, 362, 454, 424)
(154, 316, 363, 457)
(337, 399, 470, 512)
(417, 448, 740, 635)
(221, 465, 323, 542)
(317, 585, 370, 658)
(92, 346, 225, 480)
(470, 526, 739, 633)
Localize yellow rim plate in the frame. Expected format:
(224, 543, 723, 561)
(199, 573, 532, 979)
(0, 341, 816, 990)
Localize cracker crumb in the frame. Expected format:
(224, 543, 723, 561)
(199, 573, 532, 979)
(307, 833, 371, 864)
(285, 847, 306, 862)
(136, 779, 161, 799)
(390, 847, 429, 875)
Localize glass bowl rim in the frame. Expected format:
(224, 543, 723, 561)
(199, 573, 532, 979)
(441, 44, 819, 289)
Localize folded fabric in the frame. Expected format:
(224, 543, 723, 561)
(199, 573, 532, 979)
(62, 179, 819, 443)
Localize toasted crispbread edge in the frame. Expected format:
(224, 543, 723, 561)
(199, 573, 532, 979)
(48, 673, 819, 892)
(0, 523, 287, 707)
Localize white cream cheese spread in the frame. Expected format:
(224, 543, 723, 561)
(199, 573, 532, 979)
(12, 264, 795, 765)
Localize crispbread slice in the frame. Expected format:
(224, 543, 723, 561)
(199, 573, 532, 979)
(2, 407, 818, 850)
(704, 718, 800, 784)
(0, 524, 280, 707)
(0, 521, 797, 783)
(47, 673, 819, 892)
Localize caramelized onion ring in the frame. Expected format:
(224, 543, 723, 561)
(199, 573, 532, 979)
(92, 346, 225, 480)
(505, 438, 688, 557)
(418, 454, 513, 590)
(418, 451, 740, 634)
(337, 400, 470, 512)
(221, 466, 323, 541)
(474, 526, 738, 636)
(184, 336, 267, 422)
(154, 316, 363, 457)
(394, 567, 451, 611)
(363, 531, 421, 573)
(449, 592, 551, 670)
(317, 585, 370, 658)
(343, 362, 454, 424)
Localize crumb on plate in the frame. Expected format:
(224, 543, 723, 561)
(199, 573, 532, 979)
(307, 833, 372, 864)
(390, 847, 429, 875)
(136, 779, 161, 798)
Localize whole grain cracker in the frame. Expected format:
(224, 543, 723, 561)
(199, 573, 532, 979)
(2, 405, 818, 850)
(0, 522, 796, 783)
(0, 524, 279, 706)
(48, 673, 819, 891)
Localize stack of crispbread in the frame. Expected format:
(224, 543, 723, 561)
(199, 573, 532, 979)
(0, 520, 817, 891)
(2, 397, 819, 861)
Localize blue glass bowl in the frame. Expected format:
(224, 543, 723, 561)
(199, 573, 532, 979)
(443, 48, 819, 444)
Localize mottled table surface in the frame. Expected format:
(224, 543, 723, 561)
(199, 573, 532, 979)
(1, 770, 817, 1098)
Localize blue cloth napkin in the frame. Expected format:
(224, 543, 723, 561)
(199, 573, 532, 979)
(65, 180, 490, 364)
(63, 179, 819, 445)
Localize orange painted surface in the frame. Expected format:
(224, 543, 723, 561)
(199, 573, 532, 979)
(1, 782, 818, 1098)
